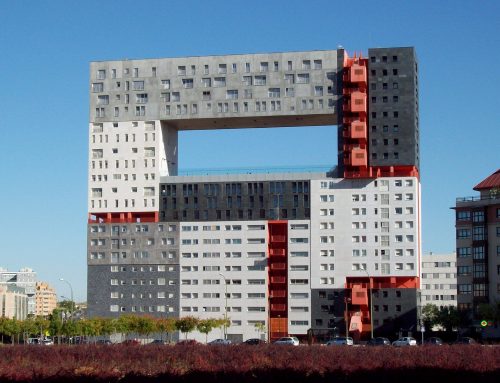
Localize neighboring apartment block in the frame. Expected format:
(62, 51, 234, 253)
(35, 282, 57, 317)
(421, 252, 457, 308)
(454, 169, 500, 321)
(0, 267, 37, 315)
(0, 284, 28, 319)
(87, 47, 421, 342)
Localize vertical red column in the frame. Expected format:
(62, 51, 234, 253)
(342, 53, 369, 178)
(268, 220, 288, 341)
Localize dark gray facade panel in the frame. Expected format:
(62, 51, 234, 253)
(367, 47, 419, 170)
(87, 265, 179, 318)
(160, 180, 310, 222)
(311, 287, 418, 339)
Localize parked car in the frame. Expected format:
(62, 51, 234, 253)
(150, 339, 168, 345)
(273, 337, 300, 346)
(97, 339, 112, 345)
(208, 338, 232, 345)
(243, 338, 267, 345)
(326, 337, 354, 346)
(367, 337, 390, 346)
(424, 337, 443, 345)
(392, 337, 417, 346)
(454, 337, 476, 345)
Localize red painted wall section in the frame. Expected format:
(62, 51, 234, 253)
(268, 220, 288, 341)
(344, 276, 420, 340)
(88, 211, 159, 224)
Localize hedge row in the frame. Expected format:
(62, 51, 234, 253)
(0, 344, 499, 382)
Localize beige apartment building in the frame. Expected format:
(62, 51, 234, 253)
(0, 284, 28, 319)
(35, 282, 57, 317)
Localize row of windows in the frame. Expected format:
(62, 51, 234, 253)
(96, 59, 325, 82)
(90, 251, 177, 260)
(110, 305, 174, 313)
(162, 182, 309, 197)
(90, 198, 155, 209)
(161, 208, 310, 221)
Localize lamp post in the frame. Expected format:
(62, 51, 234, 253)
(218, 273, 228, 340)
(59, 278, 74, 315)
(361, 267, 374, 340)
(344, 296, 351, 338)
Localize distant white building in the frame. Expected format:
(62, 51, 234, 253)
(0, 284, 28, 319)
(0, 267, 37, 315)
(421, 253, 457, 309)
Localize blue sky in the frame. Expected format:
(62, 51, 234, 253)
(0, 0, 498, 301)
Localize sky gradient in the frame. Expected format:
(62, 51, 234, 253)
(0, 0, 498, 301)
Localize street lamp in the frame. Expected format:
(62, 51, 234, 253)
(59, 278, 74, 314)
(218, 273, 228, 340)
(361, 267, 374, 340)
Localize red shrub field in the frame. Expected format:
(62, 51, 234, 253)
(0, 344, 499, 382)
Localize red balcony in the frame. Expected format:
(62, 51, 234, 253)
(269, 248, 286, 257)
(270, 290, 286, 298)
(270, 276, 286, 284)
(351, 286, 368, 306)
(270, 263, 286, 271)
(350, 64, 367, 83)
(350, 91, 367, 113)
(344, 148, 367, 167)
(270, 235, 285, 243)
(350, 120, 367, 139)
(271, 304, 286, 311)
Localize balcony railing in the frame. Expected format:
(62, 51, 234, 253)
(456, 194, 500, 202)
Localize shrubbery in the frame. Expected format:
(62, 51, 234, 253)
(0, 344, 499, 382)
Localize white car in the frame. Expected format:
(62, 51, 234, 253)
(273, 337, 300, 346)
(392, 337, 417, 346)
(326, 337, 354, 346)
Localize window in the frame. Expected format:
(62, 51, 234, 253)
(297, 73, 310, 84)
(226, 90, 238, 99)
(254, 75, 266, 85)
(218, 64, 227, 74)
(212, 77, 225, 87)
(313, 59, 322, 69)
(182, 78, 194, 88)
(268, 88, 280, 98)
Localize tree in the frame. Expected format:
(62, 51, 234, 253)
(436, 305, 460, 332)
(175, 317, 199, 339)
(421, 304, 439, 330)
(135, 316, 156, 342)
(254, 322, 266, 339)
(197, 319, 216, 343)
(478, 302, 500, 322)
(156, 318, 176, 342)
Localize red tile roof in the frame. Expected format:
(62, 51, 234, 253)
(473, 169, 500, 191)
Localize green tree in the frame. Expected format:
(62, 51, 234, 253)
(4, 318, 22, 344)
(156, 317, 177, 342)
(49, 311, 64, 343)
(436, 305, 460, 332)
(421, 304, 439, 330)
(175, 317, 199, 339)
(135, 316, 156, 342)
(100, 318, 116, 339)
(197, 319, 216, 343)
(254, 322, 266, 339)
(478, 302, 500, 322)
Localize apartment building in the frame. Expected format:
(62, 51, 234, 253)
(0, 267, 37, 315)
(35, 282, 57, 317)
(0, 284, 28, 319)
(421, 252, 457, 308)
(454, 169, 500, 322)
(87, 47, 421, 342)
